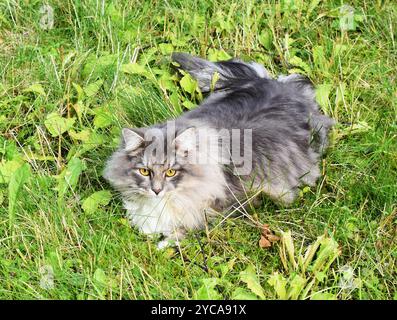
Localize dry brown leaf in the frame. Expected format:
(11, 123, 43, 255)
(259, 236, 271, 248)
(262, 224, 271, 235)
(267, 234, 281, 242)
(259, 223, 280, 249)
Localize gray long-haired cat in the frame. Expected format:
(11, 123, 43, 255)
(104, 53, 334, 248)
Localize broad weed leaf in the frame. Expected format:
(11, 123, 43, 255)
(0, 159, 24, 184)
(280, 230, 298, 270)
(315, 83, 333, 114)
(288, 56, 311, 75)
(258, 30, 273, 50)
(239, 265, 266, 299)
(56, 157, 86, 201)
(81, 53, 118, 80)
(158, 43, 174, 55)
(207, 49, 231, 62)
(23, 83, 46, 96)
(84, 79, 104, 98)
(93, 268, 108, 299)
(287, 274, 307, 299)
(179, 74, 197, 95)
(313, 46, 328, 71)
(72, 82, 85, 101)
(311, 292, 337, 300)
(8, 163, 30, 226)
(194, 278, 222, 300)
(231, 288, 258, 300)
(300, 235, 324, 272)
(121, 63, 150, 77)
(82, 190, 112, 214)
(68, 129, 91, 142)
(72, 101, 88, 122)
(93, 268, 108, 286)
(93, 107, 113, 129)
(311, 237, 340, 274)
(307, 0, 321, 17)
(268, 272, 288, 299)
(182, 99, 196, 110)
(44, 113, 76, 137)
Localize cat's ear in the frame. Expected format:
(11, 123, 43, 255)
(122, 128, 144, 151)
(174, 127, 197, 154)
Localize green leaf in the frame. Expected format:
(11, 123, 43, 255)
(44, 113, 76, 137)
(313, 46, 327, 70)
(280, 230, 298, 270)
(93, 267, 108, 298)
(314, 271, 327, 282)
(93, 268, 108, 286)
(194, 278, 222, 300)
(231, 288, 259, 300)
(182, 99, 196, 110)
(121, 63, 150, 77)
(207, 49, 231, 62)
(337, 121, 372, 138)
(158, 43, 174, 55)
(239, 265, 265, 299)
(72, 82, 85, 101)
(82, 190, 112, 214)
(287, 274, 307, 299)
(210, 72, 220, 92)
(69, 132, 107, 159)
(333, 44, 347, 57)
(68, 129, 91, 142)
(179, 74, 197, 95)
(268, 272, 288, 299)
(72, 101, 88, 121)
(307, 0, 321, 17)
(0, 159, 24, 184)
(84, 79, 104, 98)
(311, 237, 340, 274)
(301, 235, 323, 272)
(93, 108, 113, 129)
(258, 30, 273, 50)
(335, 83, 346, 107)
(81, 53, 118, 80)
(315, 83, 332, 113)
(56, 157, 86, 201)
(288, 56, 311, 75)
(311, 292, 337, 300)
(23, 83, 46, 96)
(8, 163, 31, 226)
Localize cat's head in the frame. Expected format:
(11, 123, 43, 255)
(103, 124, 205, 199)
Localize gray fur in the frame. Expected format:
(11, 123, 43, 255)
(104, 52, 334, 248)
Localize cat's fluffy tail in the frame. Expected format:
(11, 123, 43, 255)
(172, 52, 270, 93)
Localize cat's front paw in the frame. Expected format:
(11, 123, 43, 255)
(156, 229, 186, 250)
(157, 239, 177, 250)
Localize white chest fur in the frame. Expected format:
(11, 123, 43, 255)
(123, 189, 218, 237)
(124, 197, 177, 236)
(123, 163, 228, 238)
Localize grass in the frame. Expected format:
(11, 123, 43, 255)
(0, 0, 396, 300)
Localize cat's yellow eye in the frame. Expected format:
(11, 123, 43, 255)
(165, 169, 176, 177)
(138, 168, 150, 176)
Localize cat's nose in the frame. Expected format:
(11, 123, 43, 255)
(152, 187, 162, 195)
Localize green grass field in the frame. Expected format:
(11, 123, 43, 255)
(0, 0, 396, 300)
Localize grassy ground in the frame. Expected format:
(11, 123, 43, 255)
(0, 0, 396, 300)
